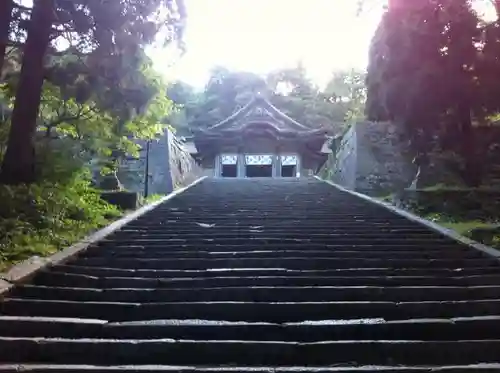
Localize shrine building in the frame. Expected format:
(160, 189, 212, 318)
(186, 93, 332, 178)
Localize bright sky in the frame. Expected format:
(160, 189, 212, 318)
(150, 0, 498, 88)
(151, 0, 386, 88)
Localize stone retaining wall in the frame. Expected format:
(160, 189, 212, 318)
(119, 129, 203, 195)
(322, 121, 414, 195)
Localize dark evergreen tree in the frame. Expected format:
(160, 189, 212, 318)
(0, 0, 186, 184)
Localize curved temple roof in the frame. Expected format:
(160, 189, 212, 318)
(195, 93, 330, 137)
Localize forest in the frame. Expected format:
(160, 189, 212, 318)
(1, 0, 500, 268)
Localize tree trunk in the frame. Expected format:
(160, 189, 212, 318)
(0, 0, 13, 75)
(0, 0, 54, 184)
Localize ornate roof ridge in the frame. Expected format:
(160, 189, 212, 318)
(206, 92, 316, 132)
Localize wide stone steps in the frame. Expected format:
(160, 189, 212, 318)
(2, 178, 500, 372)
(2, 338, 500, 366)
(7, 298, 500, 321)
(11, 284, 500, 302)
(36, 265, 500, 278)
(1, 366, 500, 373)
(62, 257, 497, 270)
(3, 316, 500, 341)
(31, 271, 500, 287)
(77, 249, 483, 259)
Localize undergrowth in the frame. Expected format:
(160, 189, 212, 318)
(0, 169, 121, 271)
(143, 193, 165, 204)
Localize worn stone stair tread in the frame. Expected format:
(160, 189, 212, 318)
(39, 265, 500, 279)
(98, 239, 456, 247)
(5, 315, 500, 341)
(125, 222, 437, 227)
(5, 298, 500, 321)
(49, 265, 500, 279)
(4, 314, 500, 340)
(102, 235, 444, 241)
(118, 225, 438, 230)
(79, 250, 482, 259)
(60, 316, 500, 341)
(12, 285, 500, 302)
(67, 257, 498, 270)
(32, 272, 500, 288)
(2, 365, 500, 373)
(0, 316, 107, 338)
(2, 337, 500, 365)
(94, 243, 476, 252)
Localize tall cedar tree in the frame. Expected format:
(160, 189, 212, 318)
(1, 0, 54, 184)
(0, 1, 14, 74)
(0, 0, 185, 184)
(366, 0, 489, 186)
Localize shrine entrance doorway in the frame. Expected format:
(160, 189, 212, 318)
(216, 153, 303, 178)
(246, 164, 273, 178)
(245, 155, 273, 178)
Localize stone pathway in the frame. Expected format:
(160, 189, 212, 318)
(1, 178, 500, 371)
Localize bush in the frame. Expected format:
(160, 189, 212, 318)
(0, 169, 121, 271)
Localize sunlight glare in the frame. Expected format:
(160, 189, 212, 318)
(151, 0, 498, 88)
(151, 0, 385, 88)
(471, 0, 498, 23)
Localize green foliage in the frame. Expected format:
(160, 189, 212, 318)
(4, 58, 174, 175)
(366, 0, 500, 186)
(0, 168, 120, 271)
(0, 0, 180, 267)
(0, 0, 185, 184)
(144, 193, 165, 204)
(324, 69, 367, 124)
(167, 65, 367, 135)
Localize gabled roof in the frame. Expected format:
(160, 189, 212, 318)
(202, 93, 324, 134)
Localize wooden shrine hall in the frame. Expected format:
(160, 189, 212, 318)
(187, 93, 332, 178)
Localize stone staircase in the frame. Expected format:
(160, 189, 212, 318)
(2, 177, 500, 372)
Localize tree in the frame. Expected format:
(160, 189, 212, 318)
(0, 1, 14, 75)
(1, 0, 55, 184)
(267, 62, 316, 98)
(166, 65, 355, 135)
(366, 0, 493, 186)
(269, 65, 351, 129)
(324, 69, 367, 123)
(175, 67, 268, 130)
(0, 0, 186, 184)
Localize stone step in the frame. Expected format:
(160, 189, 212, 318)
(117, 227, 436, 233)
(12, 285, 500, 303)
(99, 238, 455, 246)
(94, 242, 473, 251)
(1, 337, 500, 365)
(79, 249, 481, 260)
(136, 215, 410, 219)
(67, 257, 498, 270)
(2, 365, 500, 373)
(126, 222, 426, 228)
(3, 316, 500, 341)
(32, 271, 500, 288)
(120, 216, 421, 222)
(0, 317, 105, 338)
(49, 265, 500, 278)
(87, 316, 500, 341)
(105, 233, 443, 240)
(4, 298, 500, 322)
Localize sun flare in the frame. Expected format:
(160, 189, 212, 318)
(151, 0, 498, 88)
